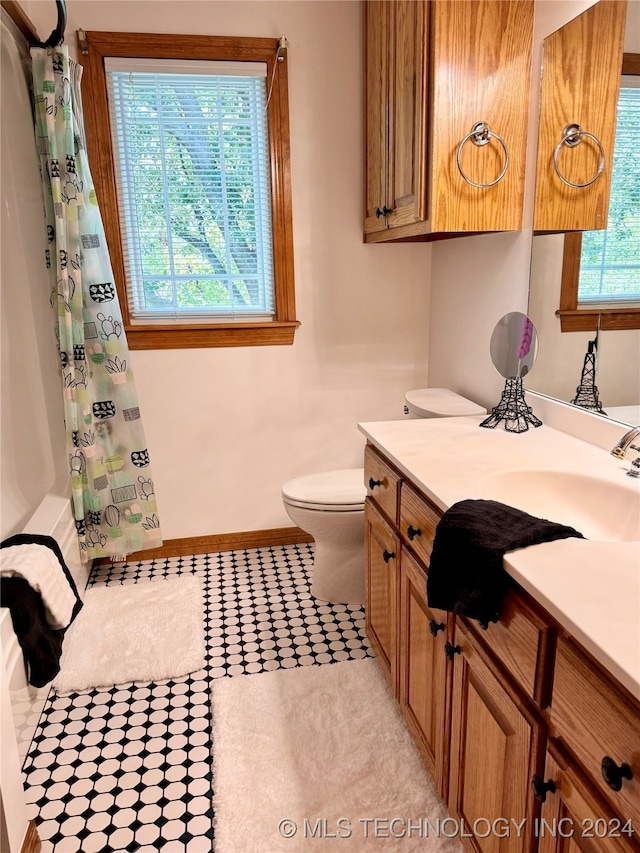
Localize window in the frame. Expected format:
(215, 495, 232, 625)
(558, 54, 640, 332)
(79, 32, 298, 348)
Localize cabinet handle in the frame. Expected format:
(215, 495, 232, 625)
(456, 121, 509, 189)
(444, 642, 461, 660)
(429, 619, 445, 637)
(368, 477, 382, 490)
(531, 774, 556, 803)
(407, 525, 421, 541)
(375, 206, 392, 218)
(601, 756, 633, 792)
(553, 124, 605, 189)
(382, 549, 395, 564)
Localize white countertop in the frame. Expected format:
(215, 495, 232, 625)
(358, 416, 640, 701)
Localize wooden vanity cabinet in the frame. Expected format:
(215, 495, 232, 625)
(448, 618, 546, 853)
(364, 499, 400, 693)
(546, 637, 640, 848)
(538, 744, 639, 853)
(533, 0, 627, 232)
(363, 0, 534, 242)
(398, 547, 451, 798)
(363, 440, 640, 853)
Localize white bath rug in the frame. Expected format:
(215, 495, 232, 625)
(211, 658, 464, 852)
(53, 576, 205, 695)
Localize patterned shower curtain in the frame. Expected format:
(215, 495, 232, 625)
(31, 46, 162, 561)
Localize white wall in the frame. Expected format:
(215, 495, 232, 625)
(0, 14, 68, 540)
(20, 0, 432, 540)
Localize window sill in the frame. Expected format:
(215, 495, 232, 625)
(557, 308, 640, 332)
(125, 320, 300, 349)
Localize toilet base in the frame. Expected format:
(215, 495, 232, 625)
(311, 529, 365, 606)
(283, 502, 365, 605)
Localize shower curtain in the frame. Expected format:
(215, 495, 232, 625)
(31, 46, 162, 561)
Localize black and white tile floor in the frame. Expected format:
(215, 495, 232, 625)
(21, 543, 373, 852)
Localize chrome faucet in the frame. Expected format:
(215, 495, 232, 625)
(611, 426, 640, 478)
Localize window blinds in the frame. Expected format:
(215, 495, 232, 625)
(105, 58, 275, 321)
(578, 82, 640, 306)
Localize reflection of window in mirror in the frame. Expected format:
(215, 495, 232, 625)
(558, 54, 640, 332)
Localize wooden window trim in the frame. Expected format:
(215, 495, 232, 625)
(557, 53, 640, 333)
(78, 31, 299, 349)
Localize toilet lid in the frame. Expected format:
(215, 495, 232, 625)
(282, 469, 365, 508)
(405, 388, 486, 417)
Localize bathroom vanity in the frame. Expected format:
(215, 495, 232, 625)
(360, 416, 640, 853)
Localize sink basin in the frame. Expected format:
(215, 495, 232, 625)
(478, 469, 640, 542)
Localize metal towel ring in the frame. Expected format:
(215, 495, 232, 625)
(553, 124, 605, 189)
(456, 121, 509, 189)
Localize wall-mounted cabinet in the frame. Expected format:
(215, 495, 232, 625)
(363, 0, 534, 243)
(533, 0, 627, 232)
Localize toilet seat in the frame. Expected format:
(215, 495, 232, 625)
(282, 469, 365, 512)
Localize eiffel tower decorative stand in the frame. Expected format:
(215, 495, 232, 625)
(480, 377, 543, 434)
(571, 338, 606, 414)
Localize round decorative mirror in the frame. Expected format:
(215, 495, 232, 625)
(489, 312, 538, 379)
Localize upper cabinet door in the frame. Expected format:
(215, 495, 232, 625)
(534, 0, 627, 232)
(363, 0, 534, 242)
(363, 0, 389, 235)
(429, 0, 533, 233)
(386, 0, 429, 231)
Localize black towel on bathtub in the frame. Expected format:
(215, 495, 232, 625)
(426, 499, 584, 624)
(0, 533, 83, 687)
(1, 577, 65, 687)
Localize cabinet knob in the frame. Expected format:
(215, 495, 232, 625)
(444, 642, 461, 660)
(601, 757, 633, 792)
(375, 206, 392, 218)
(368, 477, 382, 490)
(407, 525, 422, 541)
(531, 774, 556, 803)
(382, 549, 395, 564)
(429, 619, 445, 637)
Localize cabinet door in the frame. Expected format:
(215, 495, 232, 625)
(364, 499, 399, 693)
(386, 0, 428, 231)
(398, 547, 450, 798)
(429, 0, 533, 232)
(363, 0, 389, 235)
(448, 621, 545, 853)
(534, 1, 627, 231)
(538, 747, 639, 853)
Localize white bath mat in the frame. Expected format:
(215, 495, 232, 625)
(54, 576, 205, 695)
(211, 658, 463, 852)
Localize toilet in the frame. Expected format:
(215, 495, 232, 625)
(281, 389, 487, 605)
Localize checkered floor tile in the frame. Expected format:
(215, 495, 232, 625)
(21, 543, 372, 852)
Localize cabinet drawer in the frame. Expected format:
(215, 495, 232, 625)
(399, 482, 441, 567)
(364, 444, 401, 525)
(462, 586, 555, 706)
(552, 637, 640, 828)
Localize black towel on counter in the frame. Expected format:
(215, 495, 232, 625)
(426, 499, 584, 624)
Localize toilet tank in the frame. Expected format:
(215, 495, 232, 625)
(405, 388, 486, 419)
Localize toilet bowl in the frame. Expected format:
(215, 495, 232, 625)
(282, 469, 366, 605)
(282, 390, 486, 606)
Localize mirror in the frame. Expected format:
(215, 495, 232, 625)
(525, 1, 640, 426)
(480, 313, 542, 433)
(489, 312, 538, 379)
